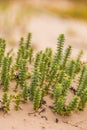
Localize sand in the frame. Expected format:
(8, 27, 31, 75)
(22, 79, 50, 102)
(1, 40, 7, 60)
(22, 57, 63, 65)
(0, 95, 87, 130)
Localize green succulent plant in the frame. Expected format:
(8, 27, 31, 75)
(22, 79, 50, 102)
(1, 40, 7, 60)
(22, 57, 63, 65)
(1, 56, 12, 91)
(66, 60, 75, 79)
(54, 83, 62, 103)
(2, 92, 8, 104)
(18, 59, 27, 87)
(22, 82, 28, 102)
(54, 96, 66, 114)
(4, 94, 13, 112)
(0, 39, 6, 67)
(77, 67, 87, 96)
(61, 45, 72, 69)
(78, 88, 87, 110)
(0, 33, 86, 116)
(15, 93, 21, 110)
(33, 86, 42, 110)
(66, 95, 80, 115)
(55, 34, 65, 64)
(29, 68, 41, 100)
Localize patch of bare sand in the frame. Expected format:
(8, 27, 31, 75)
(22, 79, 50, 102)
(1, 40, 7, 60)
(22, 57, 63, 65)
(26, 14, 87, 62)
(0, 96, 86, 130)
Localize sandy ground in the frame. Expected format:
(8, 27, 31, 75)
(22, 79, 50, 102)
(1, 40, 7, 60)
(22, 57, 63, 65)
(0, 95, 87, 130)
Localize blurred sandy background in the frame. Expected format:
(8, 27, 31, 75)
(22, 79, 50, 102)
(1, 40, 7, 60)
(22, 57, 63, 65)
(0, 0, 87, 60)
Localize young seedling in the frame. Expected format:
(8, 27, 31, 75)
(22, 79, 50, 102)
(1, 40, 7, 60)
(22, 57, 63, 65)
(54, 83, 62, 103)
(15, 93, 21, 110)
(29, 68, 41, 100)
(61, 45, 72, 69)
(10, 65, 15, 80)
(77, 67, 87, 96)
(28, 48, 33, 63)
(78, 65, 86, 86)
(2, 92, 8, 104)
(66, 60, 75, 79)
(26, 33, 32, 50)
(33, 86, 42, 111)
(66, 95, 80, 115)
(18, 59, 27, 87)
(4, 94, 13, 112)
(55, 34, 65, 64)
(62, 76, 71, 96)
(54, 96, 65, 115)
(75, 50, 83, 73)
(1, 56, 12, 91)
(22, 82, 28, 102)
(14, 80, 19, 92)
(0, 39, 6, 67)
(78, 88, 87, 110)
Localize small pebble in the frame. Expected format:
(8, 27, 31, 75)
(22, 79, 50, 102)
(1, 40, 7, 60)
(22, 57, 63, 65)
(55, 118, 59, 123)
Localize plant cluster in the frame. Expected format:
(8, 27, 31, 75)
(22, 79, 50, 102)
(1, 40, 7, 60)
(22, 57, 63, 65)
(0, 33, 87, 115)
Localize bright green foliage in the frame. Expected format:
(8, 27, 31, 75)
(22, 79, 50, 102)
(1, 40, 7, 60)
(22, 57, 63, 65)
(10, 65, 15, 80)
(78, 88, 87, 110)
(33, 86, 42, 110)
(43, 48, 53, 84)
(46, 63, 59, 92)
(77, 67, 87, 96)
(75, 50, 83, 73)
(61, 45, 72, 69)
(2, 92, 8, 104)
(34, 51, 43, 68)
(22, 82, 28, 102)
(54, 96, 65, 114)
(78, 65, 86, 86)
(16, 34, 33, 67)
(26, 33, 32, 50)
(25, 33, 33, 62)
(54, 83, 62, 102)
(39, 53, 46, 86)
(0, 39, 6, 66)
(62, 76, 71, 96)
(66, 60, 75, 79)
(56, 34, 65, 63)
(45, 48, 52, 58)
(1, 57, 9, 84)
(45, 48, 52, 73)
(28, 48, 33, 63)
(58, 70, 65, 83)
(18, 59, 27, 87)
(4, 74, 9, 91)
(39, 49, 52, 87)
(14, 80, 19, 92)
(66, 95, 80, 115)
(29, 68, 41, 100)
(1, 56, 12, 91)
(49, 34, 64, 79)
(16, 37, 24, 66)
(19, 37, 24, 46)
(4, 94, 13, 112)
(15, 93, 21, 110)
